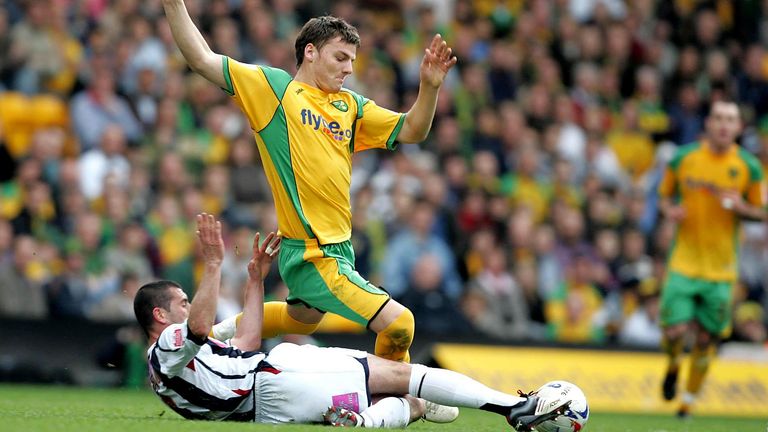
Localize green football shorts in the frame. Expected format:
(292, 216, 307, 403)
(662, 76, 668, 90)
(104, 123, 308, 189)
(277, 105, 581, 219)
(278, 238, 389, 326)
(659, 271, 733, 335)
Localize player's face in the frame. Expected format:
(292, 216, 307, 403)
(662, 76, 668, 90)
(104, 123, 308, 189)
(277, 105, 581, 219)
(163, 287, 190, 324)
(312, 37, 356, 93)
(706, 102, 742, 151)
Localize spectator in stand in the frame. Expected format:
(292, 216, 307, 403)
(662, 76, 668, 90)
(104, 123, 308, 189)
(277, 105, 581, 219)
(544, 253, 605, 344)
(0, 218, 12, 267)
(0, 235, 47, 319)
(731, 302, 767, 344)
(105, 221, 155, 283)
(45, 242, 90, 319)
(88, 272, 142, 323)
(70, 66, 141, 151)
(619, 284, 662, 348)
(78, 124, 131, 201)
(227, 136, 272, 228)
(399, 253, 469, 335)
(668, 81, 705, 146)
(382, 199, 462, 300)
(607, 100, 656, 181)
(737, 44, 768, 121)
(7, 0, 62, 94)
(464, 246, 531, 340)
(10, 180, 57, 242)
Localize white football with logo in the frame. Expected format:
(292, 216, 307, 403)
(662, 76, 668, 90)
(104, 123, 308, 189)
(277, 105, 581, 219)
(534, 380, 589, 432)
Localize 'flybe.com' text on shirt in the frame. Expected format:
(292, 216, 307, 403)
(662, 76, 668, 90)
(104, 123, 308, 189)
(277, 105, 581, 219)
(300, 108, 353, 142)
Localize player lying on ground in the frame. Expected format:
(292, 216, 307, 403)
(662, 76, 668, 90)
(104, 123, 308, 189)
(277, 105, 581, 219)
(133, 213, 569, 430)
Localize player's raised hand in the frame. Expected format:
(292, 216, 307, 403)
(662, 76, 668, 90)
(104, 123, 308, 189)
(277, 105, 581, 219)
(420, 34, 457, 88)
(247, 232, 281, 282)
(196, 213, 225, 265)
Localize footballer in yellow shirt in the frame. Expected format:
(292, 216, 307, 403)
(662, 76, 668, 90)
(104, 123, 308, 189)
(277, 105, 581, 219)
(161, 4, 457, 363)
(657, 100, 767, 417)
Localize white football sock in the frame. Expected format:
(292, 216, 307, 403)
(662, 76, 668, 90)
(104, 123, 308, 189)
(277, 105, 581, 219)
(408, 364, 523, 409)
(359, 397, 411, 428)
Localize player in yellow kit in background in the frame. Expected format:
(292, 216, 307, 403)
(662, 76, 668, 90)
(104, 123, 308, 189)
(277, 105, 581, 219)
(657, 100, 767, 417)
(160, 0, 457, 364)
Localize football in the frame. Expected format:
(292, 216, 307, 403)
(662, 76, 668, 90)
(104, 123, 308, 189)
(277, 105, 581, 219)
(534, 380, 589, 432)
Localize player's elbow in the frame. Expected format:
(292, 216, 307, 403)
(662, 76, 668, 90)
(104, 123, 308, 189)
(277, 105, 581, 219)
(397, 124, 429, 144)
(187, 56, 213, 76)
(231, 336, 261, 352)
(187, 319, 213, 341)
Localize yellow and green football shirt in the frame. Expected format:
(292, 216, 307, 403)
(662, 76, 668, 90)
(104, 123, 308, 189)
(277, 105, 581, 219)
(658, 141, 766, 281)
(223, 58, 405, 244)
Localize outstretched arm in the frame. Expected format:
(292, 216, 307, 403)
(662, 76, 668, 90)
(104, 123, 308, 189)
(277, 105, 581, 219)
(230, 232, 281, 351)
(187, 213, 225, 339)
(397, 34, 457, 143)
(161, 0, 226, 89)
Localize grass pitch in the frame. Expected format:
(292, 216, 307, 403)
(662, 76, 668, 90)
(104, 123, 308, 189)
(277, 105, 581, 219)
(0, 384, 764, 432)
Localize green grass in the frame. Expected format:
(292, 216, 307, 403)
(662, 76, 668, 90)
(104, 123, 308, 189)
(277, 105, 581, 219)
(0, 384, 765, 432)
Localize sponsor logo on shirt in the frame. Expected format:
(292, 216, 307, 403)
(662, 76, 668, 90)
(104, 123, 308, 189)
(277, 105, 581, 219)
(683, 177, 730, 195)
(300, 108, 352, 142)
(332, 392, 360, 413)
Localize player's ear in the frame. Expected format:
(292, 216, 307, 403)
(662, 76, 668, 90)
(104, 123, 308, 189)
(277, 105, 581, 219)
(153, 306, 167, 324)
(305, 43, 315, 62)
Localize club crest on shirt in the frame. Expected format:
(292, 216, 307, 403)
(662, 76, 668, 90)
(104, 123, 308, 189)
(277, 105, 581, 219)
(331, 100, 349, 112)
(174, 328, 183, 348)
(728, 167, 738, 178)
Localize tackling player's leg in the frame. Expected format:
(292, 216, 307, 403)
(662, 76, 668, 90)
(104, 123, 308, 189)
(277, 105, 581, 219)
(365, 356, 568, 431)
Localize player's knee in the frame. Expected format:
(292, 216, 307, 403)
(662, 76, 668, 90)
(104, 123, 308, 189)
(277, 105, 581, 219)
(385, 308, 414, 349)
(694, 332, 715, 349)
(664, 323, 688, 340)
(374, 308, 415, 362)
(396, 308, 414, 333)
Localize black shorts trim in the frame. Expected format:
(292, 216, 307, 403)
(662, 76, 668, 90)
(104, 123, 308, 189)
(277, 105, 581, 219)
(354, 356, 372, 408)
(285, 297, 327, 313)
(366, 296, 391, 330)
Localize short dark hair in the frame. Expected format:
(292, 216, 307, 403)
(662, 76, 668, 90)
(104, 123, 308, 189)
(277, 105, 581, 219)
(133, 280, 181, 337)
(295, 16, 360, 67)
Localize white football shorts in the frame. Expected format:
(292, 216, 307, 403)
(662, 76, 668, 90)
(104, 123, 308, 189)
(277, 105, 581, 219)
(254, 342, 371, 424)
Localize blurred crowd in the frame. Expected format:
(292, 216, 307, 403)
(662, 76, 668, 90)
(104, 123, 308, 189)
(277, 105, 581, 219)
(0, 0, 767, 349)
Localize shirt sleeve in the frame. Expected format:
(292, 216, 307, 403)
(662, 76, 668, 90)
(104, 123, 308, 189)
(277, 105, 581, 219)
(657, 166, 677, 198)
(745, 177, 767, 208)
(153, 322, 206, 377)
(743, 154, 767, 208)
(223, 57, 284, 132)
(210, 314, 240, 341)
(354, 99, 406, 152)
